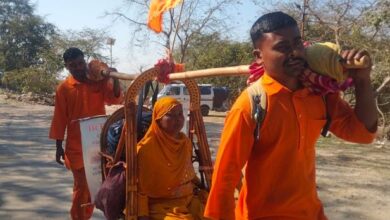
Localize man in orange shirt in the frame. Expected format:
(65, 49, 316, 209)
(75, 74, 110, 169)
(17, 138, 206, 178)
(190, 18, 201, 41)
(204, 12, 377, 220)
(49, 47, 122, 220)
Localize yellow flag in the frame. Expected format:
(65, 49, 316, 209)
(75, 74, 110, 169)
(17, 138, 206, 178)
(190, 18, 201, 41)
(147, 0, 182, 33)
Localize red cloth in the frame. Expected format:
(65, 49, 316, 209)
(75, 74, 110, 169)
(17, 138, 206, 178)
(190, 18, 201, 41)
(95, 162, 126, 220)
(154, 59, 185, 83)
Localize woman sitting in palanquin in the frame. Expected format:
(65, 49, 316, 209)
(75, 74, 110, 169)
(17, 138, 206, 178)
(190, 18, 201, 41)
(137, 97, 208, 220)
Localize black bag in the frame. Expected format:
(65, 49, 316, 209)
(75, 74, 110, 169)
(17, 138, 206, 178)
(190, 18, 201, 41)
(106, 111, 152, 156)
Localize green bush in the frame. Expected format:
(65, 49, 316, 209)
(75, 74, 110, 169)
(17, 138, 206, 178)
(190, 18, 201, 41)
(1, 68, 57, 95)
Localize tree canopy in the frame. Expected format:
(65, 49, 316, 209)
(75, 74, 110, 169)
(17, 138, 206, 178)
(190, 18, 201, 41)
(183, 32, 253, 98)
(0, 0, 56, 71)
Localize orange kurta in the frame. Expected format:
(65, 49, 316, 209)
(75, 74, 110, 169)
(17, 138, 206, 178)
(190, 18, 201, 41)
(204, 74, 375, 220)
(49, 75, 122, 170)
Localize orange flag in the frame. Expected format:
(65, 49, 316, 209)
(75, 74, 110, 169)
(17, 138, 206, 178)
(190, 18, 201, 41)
(147, 0, 182, 33)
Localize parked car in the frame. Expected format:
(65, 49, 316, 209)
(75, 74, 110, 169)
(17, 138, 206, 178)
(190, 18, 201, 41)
(156, 83, 229, 116)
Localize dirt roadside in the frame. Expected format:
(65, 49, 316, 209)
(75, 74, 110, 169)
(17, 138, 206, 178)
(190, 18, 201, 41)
(0, 96, 389, 219)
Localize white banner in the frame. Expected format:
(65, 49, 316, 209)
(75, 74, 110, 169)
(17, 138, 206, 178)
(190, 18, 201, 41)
(80, 115, 107, 203)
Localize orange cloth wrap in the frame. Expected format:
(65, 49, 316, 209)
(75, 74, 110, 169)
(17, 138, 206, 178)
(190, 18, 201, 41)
(87, 60, 109, 81)
(137, 97, 207, 219)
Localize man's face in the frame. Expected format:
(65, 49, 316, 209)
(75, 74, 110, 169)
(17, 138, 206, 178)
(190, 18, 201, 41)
(65, 55, 87, 82)
(254, 26, 305, 81)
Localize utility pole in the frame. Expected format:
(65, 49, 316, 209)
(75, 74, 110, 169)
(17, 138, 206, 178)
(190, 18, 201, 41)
(301, 0, 309, 39)
(106, 37, 116, 67)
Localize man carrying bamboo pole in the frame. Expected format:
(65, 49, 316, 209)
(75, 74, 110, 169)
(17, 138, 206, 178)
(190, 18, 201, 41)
(49, 47, 122, 220)
(204, 11, 377, 220)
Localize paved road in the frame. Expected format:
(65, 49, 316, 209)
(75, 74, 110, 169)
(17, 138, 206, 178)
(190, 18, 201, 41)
(0, 99, 104, 219)
(1, 97, 390, 220)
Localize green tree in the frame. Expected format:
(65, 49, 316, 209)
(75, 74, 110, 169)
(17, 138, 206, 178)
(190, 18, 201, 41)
(52, 28, 110, 63)
(183, 32, 253, 99)
(0, 0, 60, 94)
(0, 0, 56, 71)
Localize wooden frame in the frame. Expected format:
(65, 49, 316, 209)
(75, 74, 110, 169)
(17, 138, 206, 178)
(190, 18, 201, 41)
(101, 65, 251, 219)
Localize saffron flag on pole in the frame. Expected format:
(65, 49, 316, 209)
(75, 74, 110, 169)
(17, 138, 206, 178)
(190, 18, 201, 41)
(147, 0, 182, 33)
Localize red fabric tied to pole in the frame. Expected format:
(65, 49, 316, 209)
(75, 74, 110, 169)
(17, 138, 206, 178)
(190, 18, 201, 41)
(154, 59, 185, 84)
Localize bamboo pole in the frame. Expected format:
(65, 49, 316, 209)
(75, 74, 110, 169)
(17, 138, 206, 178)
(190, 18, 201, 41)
(106, 59, 369, 82)
(342, 56, 371, 69)
(169, 65, 250, 80)
(107, 65, 250, 81)
(125, 102, 138, 220)
(192, 109, 213, 188)
(109, 72, 138, 81)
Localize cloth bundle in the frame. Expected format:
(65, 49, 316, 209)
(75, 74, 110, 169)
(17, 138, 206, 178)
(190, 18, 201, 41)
(87, 60, 109, 81)
(305, 42, 347, 83)
(248, 42, 354, 95)
(95, 162, 126, 220)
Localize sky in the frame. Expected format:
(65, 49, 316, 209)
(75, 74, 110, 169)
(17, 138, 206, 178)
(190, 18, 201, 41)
(34, 0, 261, 74)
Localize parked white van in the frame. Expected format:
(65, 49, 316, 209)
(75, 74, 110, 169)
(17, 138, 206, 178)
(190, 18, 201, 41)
(157, 83, 228, 116)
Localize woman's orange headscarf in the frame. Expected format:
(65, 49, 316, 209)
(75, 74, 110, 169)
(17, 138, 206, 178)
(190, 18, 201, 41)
(137, 97, 195, 199)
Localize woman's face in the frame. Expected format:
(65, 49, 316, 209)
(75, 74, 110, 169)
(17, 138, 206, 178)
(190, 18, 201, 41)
(157, 104, 185, 137)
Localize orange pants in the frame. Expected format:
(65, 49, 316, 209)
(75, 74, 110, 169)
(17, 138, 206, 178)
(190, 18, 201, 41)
(70, 168, 94, 220)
